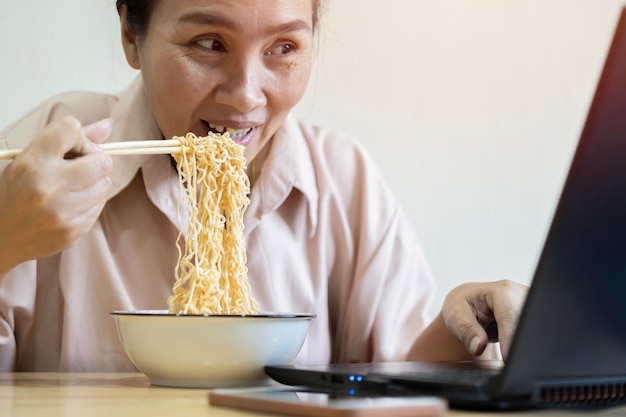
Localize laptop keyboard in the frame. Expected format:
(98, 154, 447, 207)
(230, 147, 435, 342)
(410, 367, 499, 384)
(380, 365, 502, 388)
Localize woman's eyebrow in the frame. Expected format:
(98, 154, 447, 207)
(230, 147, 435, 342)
(269, 20, 312, 35)
(178, 12, 311, 34)
(178, 12, 234, 28)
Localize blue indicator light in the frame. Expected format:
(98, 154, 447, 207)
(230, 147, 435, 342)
(356, 375, 363, 382)
(349, 389, 355, 395)
(348, 375, 355, 382)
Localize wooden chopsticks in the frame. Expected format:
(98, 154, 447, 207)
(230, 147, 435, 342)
(0, 139, 186, 160)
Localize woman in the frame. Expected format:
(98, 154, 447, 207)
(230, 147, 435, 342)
(0, 0, 526, 371)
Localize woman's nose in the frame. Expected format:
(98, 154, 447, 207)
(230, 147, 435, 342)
(214, 57, 267, 113)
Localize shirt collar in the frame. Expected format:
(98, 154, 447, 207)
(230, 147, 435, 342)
(106, 76, 319, 236)
(107, 75, 162, 198)
(245, 114, 319, 236)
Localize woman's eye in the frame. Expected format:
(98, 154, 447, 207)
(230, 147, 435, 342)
(266, 42, 296, 56)
(196, 38, 227, 52)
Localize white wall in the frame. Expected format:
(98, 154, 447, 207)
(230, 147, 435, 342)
(2, 1, 624, 316)
(0, 0, 136, 124)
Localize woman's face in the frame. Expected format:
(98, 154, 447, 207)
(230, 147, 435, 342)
(121, 0, 314, 161)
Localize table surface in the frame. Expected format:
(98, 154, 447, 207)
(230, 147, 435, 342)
(1, 372, 626, 417)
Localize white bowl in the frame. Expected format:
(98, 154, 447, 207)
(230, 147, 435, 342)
(110, 310, 315, 388)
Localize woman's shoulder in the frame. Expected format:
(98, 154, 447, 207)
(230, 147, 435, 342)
(287, 118, 414, 251)
(295, 119, 364, 149)
(1, 90, 119, 148)
(292, 118, 376, 170)
(298, 119, 393, 191)
(287, 117, 398, 208)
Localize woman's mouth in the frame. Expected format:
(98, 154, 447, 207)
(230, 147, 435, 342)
(206, 122, 255, 146)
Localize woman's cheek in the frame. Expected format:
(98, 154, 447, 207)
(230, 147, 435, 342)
(273, 60, 312, 106)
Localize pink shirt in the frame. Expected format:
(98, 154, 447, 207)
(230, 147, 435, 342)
(0, 76, 435, 371)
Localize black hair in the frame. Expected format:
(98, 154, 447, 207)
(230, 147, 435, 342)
(116, 0, 155, 36)
(116, 0, 323, 36)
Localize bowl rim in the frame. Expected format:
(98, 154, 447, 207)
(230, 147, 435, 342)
(109, 310, 316, 319)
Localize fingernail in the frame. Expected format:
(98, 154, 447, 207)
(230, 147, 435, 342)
(90, 118, 112, 130)
(470, 336, 481, 355)
(84, 118, 113, 141)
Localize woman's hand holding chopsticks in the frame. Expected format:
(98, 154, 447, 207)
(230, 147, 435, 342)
(0, 116, 113, 276)
(0, 136, 185, 160)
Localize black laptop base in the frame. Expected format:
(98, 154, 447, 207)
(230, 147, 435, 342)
(266, 363, 626, 410)
(264, 363, 532, 410)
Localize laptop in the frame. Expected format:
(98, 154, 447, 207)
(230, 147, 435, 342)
(266, 6, 626, 411)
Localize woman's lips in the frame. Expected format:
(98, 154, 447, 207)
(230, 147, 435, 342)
(229, 127, 255, 146)
(205, 121, 256, 146)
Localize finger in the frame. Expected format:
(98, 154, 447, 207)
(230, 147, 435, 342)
(60, 152, 113, 192)
(64, 118, 113, 159)
(490, 281, 527, 360)
(463, 317, 490, 357)
(60, 196, 109, 243)
(27, 116, 98, 159)
(495, 314, 516, 361)
(63, 172, 113, 214)
(33, 171, 112, 251)
(83, 118, 112, 145)
(442, 287, 491, 356)
(485, 320, 499, 343)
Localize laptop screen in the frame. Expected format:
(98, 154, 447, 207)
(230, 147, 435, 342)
(499, 5, 626, 399)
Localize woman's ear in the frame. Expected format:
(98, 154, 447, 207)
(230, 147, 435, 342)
(118, 4, 141, 69)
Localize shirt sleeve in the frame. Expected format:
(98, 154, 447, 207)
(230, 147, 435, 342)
(0, 92, 117, 370)
(317, 129, 437, 363)
(332, 197, 437, 363)
(0, 262, 37, 371)
(0, 103, 57, 371)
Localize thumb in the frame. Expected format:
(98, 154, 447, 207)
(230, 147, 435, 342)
(83, 118, 112, 144)
(444, 305, 491, 357)
(466, 326, 490, 357)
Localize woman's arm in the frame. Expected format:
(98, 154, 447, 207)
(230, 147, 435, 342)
(408, 280, 528, 361)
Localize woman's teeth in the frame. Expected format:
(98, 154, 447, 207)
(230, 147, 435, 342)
(208, 122, 252, 139)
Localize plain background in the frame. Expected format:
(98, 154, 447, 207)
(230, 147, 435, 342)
(1, 0, 624, 317)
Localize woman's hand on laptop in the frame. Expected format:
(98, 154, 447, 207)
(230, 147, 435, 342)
(442, 279, 528, 360)
(407, 279, 528, 362)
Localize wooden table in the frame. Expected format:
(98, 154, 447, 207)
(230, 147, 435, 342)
(1, 372, 626, 416)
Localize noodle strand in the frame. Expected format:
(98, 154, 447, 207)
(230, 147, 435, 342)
(167, 132, 259, 315)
